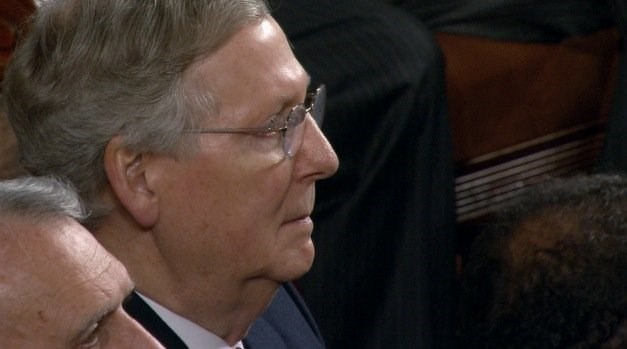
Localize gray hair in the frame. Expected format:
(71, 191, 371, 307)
(0, 176, 87, 222)
(2, 0, 269, 225)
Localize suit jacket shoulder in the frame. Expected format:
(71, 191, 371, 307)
(244, 282, 325, 349)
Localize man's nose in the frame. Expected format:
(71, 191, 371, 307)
(296, 116, 339, 180)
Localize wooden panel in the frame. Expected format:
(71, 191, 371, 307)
(455, 121, 606, 222)
(437, 28, 620, 223)
(438, 28, 619, 163)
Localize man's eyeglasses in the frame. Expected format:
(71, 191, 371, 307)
(182, 84, 326, 159)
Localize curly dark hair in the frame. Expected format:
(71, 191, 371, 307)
(459, 174, 627, 349)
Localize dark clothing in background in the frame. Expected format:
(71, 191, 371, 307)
(599, 0, 627, 173)
(385, 0, 613, 42)
(273, 1, 457, 348)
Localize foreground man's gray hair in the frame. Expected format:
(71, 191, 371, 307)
(0, 176, 86, 222)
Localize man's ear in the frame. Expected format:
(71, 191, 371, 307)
(104, 135, 158, 228)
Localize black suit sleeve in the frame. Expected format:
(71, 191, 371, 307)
(598, 0, 627, 173)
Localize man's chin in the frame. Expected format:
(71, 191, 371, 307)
(275, 247, 315, 282)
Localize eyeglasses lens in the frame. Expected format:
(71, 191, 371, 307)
(309, 85, 326, 126)
(284, 106, 307, 158)
(281, 85, 327, 158)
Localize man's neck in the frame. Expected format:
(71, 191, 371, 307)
(137, 292, 246, 348)
(94, 214, 279, 344)
(136, 280, 279, 346)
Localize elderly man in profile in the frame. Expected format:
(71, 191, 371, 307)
(0, 176, 164, 348)
(3, 0, 339, 348)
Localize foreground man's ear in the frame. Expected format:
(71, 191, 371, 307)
(104, 135, 159, 228)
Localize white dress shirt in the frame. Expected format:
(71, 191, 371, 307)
(137, 293, 245, 349)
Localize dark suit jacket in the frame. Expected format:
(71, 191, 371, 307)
(124, 283, 325, 349)
(273, 1, 458, 348)
(598, 0, 627, 173)
(385, 0, 613, 42)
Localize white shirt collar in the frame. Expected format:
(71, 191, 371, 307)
(136, 292, 244, 349)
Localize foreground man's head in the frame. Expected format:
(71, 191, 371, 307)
(0, 176, 163, 348)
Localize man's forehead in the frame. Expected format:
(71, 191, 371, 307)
(6, 215, 130, 287)
(51, 221, 134, 306)
(189, 18, 308, 118)
(0, 217, 134, 344)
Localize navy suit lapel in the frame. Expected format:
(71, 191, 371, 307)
(244, 283, 325, 349)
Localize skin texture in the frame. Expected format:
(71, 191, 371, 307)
(0, 216, 164, 348)
(99, 17, 339, 345)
